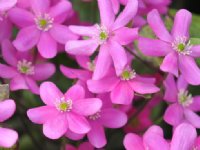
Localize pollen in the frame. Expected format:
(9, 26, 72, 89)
(17, 59, 35, 75)
(178, 90, 193, 107)
(34, 14, 54, 31)
(56, 97, 72, 112)
(94, 24, 109, 45)
(121, 69, 136, 81)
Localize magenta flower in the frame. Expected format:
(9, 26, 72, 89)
(87, 66, 159, 105)
(27, 82, 102, 139)
(0, 40, 55, 94)
(9, 0, 78, 58)
(65, 142, 94, 150)
(0, 99, 18, 148)
(163, 74, 200, 128)
(124, 125, 169, 150)
(66, 0, 138, 80)
(139, 9, 200, 85)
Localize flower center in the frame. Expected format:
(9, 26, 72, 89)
(88, 111, 101, 120)
(172, 36, 192, 55)
(94, 24, 109, 44)
(121, 69, 136, 80)
(17, 59, 35, 75)
(34, 14, 54, 31)
(178, 90, 193, 107)
(55, 97, 72, 112)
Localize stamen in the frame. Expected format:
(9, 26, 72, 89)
(17, 59, 35, 75)
(172, 36, 192, 55)
(34, 13, 54, 31)
(94, 24, 109, 45)
(55, 97, 72, 112)
(88, 111, 101, 120)
(121, 69, 136, 81)
(178, 90, 193, 107)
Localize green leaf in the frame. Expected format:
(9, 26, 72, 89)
(190, 38, 200, 45)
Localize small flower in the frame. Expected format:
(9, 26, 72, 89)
(55, 97, 72, 112)
(34, 13, 54, 31)
(17, 59, 35, 75)
(178, 90, 193, 107)
(120, 69, 136, 81)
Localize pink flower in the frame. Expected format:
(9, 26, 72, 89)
(65, 142, 94, 150)
(124, 123, 197, 150)
(27, 82, 102, 139)
(0, 40, 55, 94)
(66, 0, 138, 80)
(87, 66, 159, 105)
(138, 9, 200, 85)
(163, 74, 200, 128)
(9, 0, 78, 58)
(0, 99, 18, 148)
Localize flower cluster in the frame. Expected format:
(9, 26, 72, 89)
(1, 0, 200, 149)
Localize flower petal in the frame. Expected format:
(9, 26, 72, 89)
(43, 114, 68, 139)
(67, 112, 90, 134)
(0, 100, 15, 122)
(33, 63, 55, 81)
(147, 9, 172, 42)
(111, 82, 134, 105)
(0, 64, 18, 79)
(179, 55, 200, 85)
(25, 77, 39, 94)
(64, 84, 85, 101)
(30, 0, 50, 14)
(69, 25, 97, 37)
(190, 45, 200, 58)
(0, 127, 18, 148)
(99, 108, 127, 128)
(113, 0, 138, 30)
(13, 26, 40, 51)
(65, 130, 85, 141)
(184, 109, 200, 128)
(124, 133, 144, 150)
(0, 0, 17, 11)
(160, 52, 178, 77)
(50, 24, 78, 44)
(10, 75, 28, 91)
(87, 121, 106, 148)
(0, 19, 12, 43)
(27, 106, 58, 124)
(189, 96, 200, 112)
(138, 37, 171, 56)
(172, 9, 192, 38)
(171, 123, 197, 150)
(37, 32, 57, 58)
(40, 82, 63, 106)
(164, 104, 183, 126)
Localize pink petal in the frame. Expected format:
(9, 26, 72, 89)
(184, 109, 200, 128)
(124, 133, 144, 150)
(113, 0, 138, 30)
(177, 75, 188, 91)
(50, 24, 78, 44)
(27, 106, 58, 124)
(69, 25, 97, 37)
(190, 45, 200, 58)
(179, 55, 200, 85)
(43, 114, 68, 139)
(0, 0, 17, 11)
(67, 112, 90, 134)
(0, 128, 18, 148)
(37, 32, 57, 58)
(25, 77, 39, 94)
(87, 77, 119, 93)
(33, 63, 55, 81)
(92, 44, 112, 80)
(64, 84, 85, 101)
(87, 121, 106, 148)
(164, 104, 183, 126)
(79, 142, 94, 150)
(30, 0, 50, 14)
(1, 40, 17, 66)
(143, 125, 169, 150)
(113, 27, 138, 45)
(163, 74, 178, 103)
(8, 7, 34, 28)
(65, 40, 98, 56)
(65, 144, 76, 150)
(111, 0, 120, 14)
(65, 130, 85, 140)
(75, 56, 90, 70)
(97, 0, 115, 28)
(189, 96, 200, 112)
(40, 82, 63, 106)
(0, 64, 18, 79)
(10, 75, 28, 91)
(129, 79, 160, 94)
(108, 40, 128, 76)
(138, 37, 172, 56)
(13, 26, 40, 51)
(111, 82, 134, 105)
(0, 19, 12, 43)
(147, 9, 172, 42)
(73, 98, 102, 116)
(172, 9, 192, 38)
(171, 123, 197, 150)
(160, 52, 178, 77)
(0, 99, 15, 122)
(49, 0, 72, 23)
(99, 108, 127, 128)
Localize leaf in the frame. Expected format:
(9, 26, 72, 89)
(190, 38, 200, 45)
